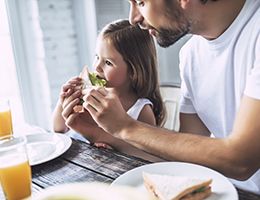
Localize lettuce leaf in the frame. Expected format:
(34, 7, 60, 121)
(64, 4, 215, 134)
(89, 72, 107, 87)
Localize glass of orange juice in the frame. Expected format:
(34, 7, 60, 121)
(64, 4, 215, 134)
(0, 135, 32, 200)
(0, 99, 13, 137)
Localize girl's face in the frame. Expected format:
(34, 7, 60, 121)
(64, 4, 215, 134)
(93, 36, 130, 89)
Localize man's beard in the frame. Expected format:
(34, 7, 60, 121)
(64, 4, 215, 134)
(155, 1, 191, 48)
(156, 24, 190, 48)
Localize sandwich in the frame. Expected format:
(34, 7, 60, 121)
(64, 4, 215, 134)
(143, 172, 212, 200)
(73, 66, 107, 112)
(80, 66, 107, 89)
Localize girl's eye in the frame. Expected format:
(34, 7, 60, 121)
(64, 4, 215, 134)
(105, 60, 112, 66)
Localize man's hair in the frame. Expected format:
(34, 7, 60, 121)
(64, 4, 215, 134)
(100, 19, 166, 126)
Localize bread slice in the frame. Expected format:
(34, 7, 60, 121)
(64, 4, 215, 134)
(80, 66, 107, 89)
(143, 172, 212, 200)
(73, 66, 92, 113)
(79, 66, 93, 89)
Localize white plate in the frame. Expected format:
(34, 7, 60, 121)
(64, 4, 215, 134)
(32, 182, 150, 200)
(111, 162, 238, 200)
(26, 133, 72, 166)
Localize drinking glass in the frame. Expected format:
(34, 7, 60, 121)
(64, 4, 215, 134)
(0, 135, 32, 200)
(0, 99, 13, 137)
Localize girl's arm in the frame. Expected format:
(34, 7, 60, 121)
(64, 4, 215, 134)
(137, 104, 156, 125)
(52, 100, 69, 133)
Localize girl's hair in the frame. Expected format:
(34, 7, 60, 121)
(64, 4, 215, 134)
(200, 0, 218, 3)
(100, 19, 166, 126)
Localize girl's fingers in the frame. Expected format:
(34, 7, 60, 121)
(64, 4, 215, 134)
(65, 112, 79, 128)
(62, 98, 80, 119)
(94, 142, 113, 149)
(62, 77, 83, 92)
(63, 90, 81, 109)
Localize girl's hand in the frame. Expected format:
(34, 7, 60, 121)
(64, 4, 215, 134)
(61, 89, 96, 132)
(93, 142, 114, 150)
(59, 77, 83, 105)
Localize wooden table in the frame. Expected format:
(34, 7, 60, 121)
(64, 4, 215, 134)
(1, 139, 260, 200)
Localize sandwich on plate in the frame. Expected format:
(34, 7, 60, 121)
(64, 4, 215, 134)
(143, 172, 212, 200)
(74, 66, 107, 113)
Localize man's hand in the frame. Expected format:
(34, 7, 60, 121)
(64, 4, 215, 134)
(82, 87, 133, 136)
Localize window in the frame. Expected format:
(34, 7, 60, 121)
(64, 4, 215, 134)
(3, 0, 52, 131)
(0, 0, 25, 130)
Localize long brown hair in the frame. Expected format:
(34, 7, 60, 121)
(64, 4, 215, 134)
(200, 0, 218, 3)
(100, 19, 166, 126)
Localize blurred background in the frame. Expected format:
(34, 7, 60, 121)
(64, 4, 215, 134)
(0, 0, 189, 131)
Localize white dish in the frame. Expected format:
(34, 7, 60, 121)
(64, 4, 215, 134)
(111, 162, 238, 200)
(25, 133, 72, 166)
(33, 182, 150, 200)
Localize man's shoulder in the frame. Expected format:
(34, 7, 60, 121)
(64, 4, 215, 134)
(243, 0, 260, 33)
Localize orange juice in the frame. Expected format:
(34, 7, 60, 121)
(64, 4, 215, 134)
(0, 109, 13, 137)
(0, 160, 31, 200)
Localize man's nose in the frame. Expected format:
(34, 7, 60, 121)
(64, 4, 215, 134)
(129, 4, 143, 25)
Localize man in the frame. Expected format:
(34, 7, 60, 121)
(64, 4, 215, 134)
(64, 0, 260, 194)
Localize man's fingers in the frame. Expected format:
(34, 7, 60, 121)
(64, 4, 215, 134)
(97, 87, 108, 96)
(82, 87, 108, 96)
(83, 92, 105, 112)
(83, 101, 98, 116)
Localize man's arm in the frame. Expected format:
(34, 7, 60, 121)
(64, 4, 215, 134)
(84, 89, 260, 180)
(120, 95, 260, 180)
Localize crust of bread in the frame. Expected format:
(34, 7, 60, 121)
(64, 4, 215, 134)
(143, 172, 212, 200)
(174, 180, 212, 200)
(73, 66, 91, 113)
(79, 65, 92, 88)
(182, 187, 211, 200)
(143, 175, 161, 200)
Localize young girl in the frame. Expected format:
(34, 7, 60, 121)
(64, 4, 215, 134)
(53, 19, 166, 161)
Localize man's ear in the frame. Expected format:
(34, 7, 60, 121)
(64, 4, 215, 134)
(179, 0, 190, 9)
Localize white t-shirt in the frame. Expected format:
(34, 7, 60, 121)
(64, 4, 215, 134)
(179, 0, 260, 194)
(127, 98, 153, 120)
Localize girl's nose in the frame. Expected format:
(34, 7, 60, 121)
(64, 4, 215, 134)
(95, 63, 103, 73)
(129, 3, 143, 25)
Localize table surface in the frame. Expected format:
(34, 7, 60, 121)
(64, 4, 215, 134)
(1, 139, 260, 200)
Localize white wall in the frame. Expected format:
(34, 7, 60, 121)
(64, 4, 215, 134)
(37, 0, 81, 109)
